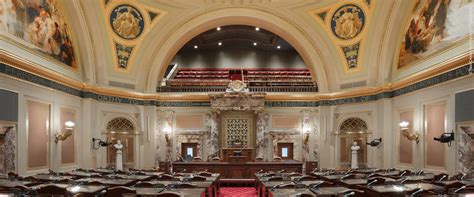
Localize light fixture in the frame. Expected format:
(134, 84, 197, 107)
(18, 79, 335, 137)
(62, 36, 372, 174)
(218, 42, 222, 46)
(399, 121, 419, 143)
(92, 138, 111, 150)
(253, 42, 257, 46)
(193, 45, 198, 49)
(255, 27, 260, 31)
(55, 121, 75, 143)
(277, 46, 281, 49)
(216, 27, 221, 31)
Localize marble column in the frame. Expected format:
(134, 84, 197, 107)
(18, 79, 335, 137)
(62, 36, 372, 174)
(458, 124, 473, 174)
(155, 110, 174, 164)
(207, 111, 220, 158)
(0, 126, 16, 174)
(256, 112, 268, 160)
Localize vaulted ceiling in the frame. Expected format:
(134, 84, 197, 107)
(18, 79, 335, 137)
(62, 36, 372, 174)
(13, 0, 468, 94)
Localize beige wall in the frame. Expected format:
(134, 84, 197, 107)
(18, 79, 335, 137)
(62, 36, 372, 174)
(27, 100, 50, 170)
(399, 110, 413, 164)
(424, 102, 446, 169)
(60, 108, 76, 165)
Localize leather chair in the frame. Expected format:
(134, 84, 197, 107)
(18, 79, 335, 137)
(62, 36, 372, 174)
(36, 185, 68, 196)
(104, 186, 136, 197)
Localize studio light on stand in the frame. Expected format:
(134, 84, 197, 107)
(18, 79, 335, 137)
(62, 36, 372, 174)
(366, 138, 382, 147)
(434, 131, 454, 147)
(92, 138, 112, 150)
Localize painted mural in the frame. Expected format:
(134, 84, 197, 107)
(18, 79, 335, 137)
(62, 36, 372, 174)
(0, 0, 76, 68)
(398, 0, 473, 68)
(331, 4, 365, 40)
(110, 4, 144, 40)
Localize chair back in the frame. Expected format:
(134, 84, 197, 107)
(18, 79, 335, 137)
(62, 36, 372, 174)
(104, 186, 136, 197)
(176, 183, 197, 188)
(267, 176, 283, 181)
(36, 185, 68, 196)
(189, 175, 207, 181)
(134, 181, 155, 188)
(299, 176, 318, 181)
(157, 174, 174, 180)
(156, 192, 181, 197)
(196, 172, 212, 177)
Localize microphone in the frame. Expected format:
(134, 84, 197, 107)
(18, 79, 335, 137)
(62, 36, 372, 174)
(367, 179, 378, 187)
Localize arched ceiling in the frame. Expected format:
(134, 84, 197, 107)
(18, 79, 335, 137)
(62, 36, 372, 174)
(64, 0, 470, 94)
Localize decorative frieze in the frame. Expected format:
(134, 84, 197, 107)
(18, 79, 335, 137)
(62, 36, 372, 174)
(209, 92, 266, 112)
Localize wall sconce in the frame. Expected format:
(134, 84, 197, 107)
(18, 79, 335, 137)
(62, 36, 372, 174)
(55, 121, 75, 143)
(399, 121, 419, 143)
(163, 127, 172, 144)
(303, 126, 310, 145)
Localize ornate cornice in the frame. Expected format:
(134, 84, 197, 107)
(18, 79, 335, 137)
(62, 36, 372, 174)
(0, 51, 472, 107)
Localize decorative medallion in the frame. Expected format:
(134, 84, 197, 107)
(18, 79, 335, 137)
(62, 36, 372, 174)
(331, 4, 365, 40)
(110, 5, 145, 40)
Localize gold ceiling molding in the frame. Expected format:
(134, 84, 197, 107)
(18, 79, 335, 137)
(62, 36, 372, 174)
(0, 50, 470, 102)
(102, 0, 167, 73)
(308, 0, 374, 74)
(0, 52, 83, 90)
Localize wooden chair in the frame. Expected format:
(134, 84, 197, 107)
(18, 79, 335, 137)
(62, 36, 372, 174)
(175, 183, 197, 188)
(192, 156, 203, 162)
(254, 157, 264, 162)
(196, 172, 212, 177)
(157, 174, 174, 180)
(156, 192, 181, 197)
(211, 157, 221, 162)
(406, 188, 435, 196)
(104, 186, 136, 197)
(134, 181, 155, 188)
(288, 172, 303, 177)
(266, 176, 283, 181)
(298, 176, 318, 181)
(189, 175, 207, 181)
(309, 181, 335, 188)
(298, 193, 315, 197)
(36, 184, 68, 196)
(85, 181, 104, 186)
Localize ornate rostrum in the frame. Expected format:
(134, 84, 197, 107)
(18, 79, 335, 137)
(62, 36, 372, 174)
(209, 92, 266, 113)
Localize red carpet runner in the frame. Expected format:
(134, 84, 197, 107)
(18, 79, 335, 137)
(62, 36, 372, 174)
(218, 187, 257, 197)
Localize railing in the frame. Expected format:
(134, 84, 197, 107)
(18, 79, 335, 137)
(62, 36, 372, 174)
(156, 80, 318, 92)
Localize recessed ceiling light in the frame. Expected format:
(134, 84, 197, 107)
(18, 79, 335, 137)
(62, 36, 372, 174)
(253, 42, 257, 46)
(255, 27, 260, 31)
(216, 27, 221, 31)
(277, 45, 281, 49)
(194, 45, 198, 49)
(218, 42, 222, 46)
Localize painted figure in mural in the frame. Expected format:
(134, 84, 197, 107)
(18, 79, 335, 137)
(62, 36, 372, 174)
(333, 6, 363, 40)
(112, 6, 140, 39)
(0, 0, 76, 67)
(397, 0, 474, 68)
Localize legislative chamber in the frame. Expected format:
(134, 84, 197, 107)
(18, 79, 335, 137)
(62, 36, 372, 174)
(0, 0, 473, 196)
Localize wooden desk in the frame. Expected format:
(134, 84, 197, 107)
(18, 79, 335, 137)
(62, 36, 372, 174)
(221, 148, 253, 162)
(172, 162, 303, 179)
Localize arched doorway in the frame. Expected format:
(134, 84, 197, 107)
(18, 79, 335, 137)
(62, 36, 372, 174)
(338, 118, 368, 168)
(105, 117, 136, 168)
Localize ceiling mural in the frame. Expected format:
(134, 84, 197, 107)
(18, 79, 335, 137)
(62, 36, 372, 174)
(309, 0, 373, 73)
(0, 0, 77, 68)
(397, 0, 473, 69)
(103, 0, 166, 72)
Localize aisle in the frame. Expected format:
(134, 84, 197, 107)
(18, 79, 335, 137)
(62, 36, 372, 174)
(218, 187, 258, 197)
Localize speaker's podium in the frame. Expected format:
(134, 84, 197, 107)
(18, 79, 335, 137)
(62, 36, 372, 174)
(221, 148, 253, 162)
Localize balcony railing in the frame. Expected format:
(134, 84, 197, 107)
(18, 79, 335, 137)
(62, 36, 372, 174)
(156, 80, 318, 93)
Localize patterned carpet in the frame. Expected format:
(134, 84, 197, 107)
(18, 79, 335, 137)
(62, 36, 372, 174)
(218, 187, 258, 197)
